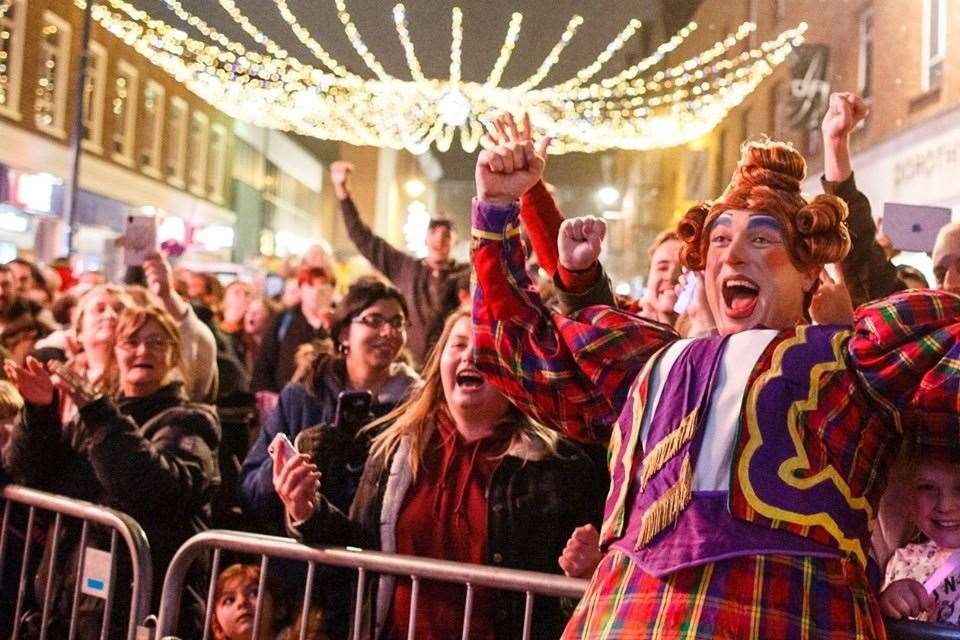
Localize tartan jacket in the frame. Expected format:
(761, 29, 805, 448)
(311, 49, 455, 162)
(471, 198, 960, 570)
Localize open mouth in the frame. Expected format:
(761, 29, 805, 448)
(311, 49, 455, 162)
(455, 369, 485, 390)
(721, 277, 760, 319)
(932, 519, 960, 530)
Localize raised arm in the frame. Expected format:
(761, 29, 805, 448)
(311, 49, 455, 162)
(330, 161, 421, 281)
(820, 92, 903, 306)
(472, 136, 677, 443)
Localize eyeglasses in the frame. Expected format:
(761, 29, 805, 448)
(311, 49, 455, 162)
(117, 335, 170, 352)
(351, 314, 409, 331)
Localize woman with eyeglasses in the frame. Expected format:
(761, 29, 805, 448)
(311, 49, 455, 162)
(273, 309, 607, 639)
(240, 276, 420, 528)
(4, 304, 221, 639)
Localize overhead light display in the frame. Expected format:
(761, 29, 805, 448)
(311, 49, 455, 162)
(67, 0, 806, 153)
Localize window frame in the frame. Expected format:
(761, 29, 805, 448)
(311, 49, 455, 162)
(80, 40, 108, 154)
(857, 7, 874, 100)
(207, 122, 227, 203)
(922, 0, 948, 92)
(0, 0, 26, 121)
(166, 96, 189, 188)
(34, 10, 71, 139)
(110, 59, 139, 167)
(188, 110, 210, 197)
(140, 79, 165, 178)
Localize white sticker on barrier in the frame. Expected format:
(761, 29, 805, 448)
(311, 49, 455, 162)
(81, 547, 112, 600)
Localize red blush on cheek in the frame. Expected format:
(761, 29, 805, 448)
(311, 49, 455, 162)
(763, 248, 794, 270)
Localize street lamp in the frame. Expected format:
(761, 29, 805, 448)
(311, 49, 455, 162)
(404, 178, 426, 198)
(597, 185, 620, 207)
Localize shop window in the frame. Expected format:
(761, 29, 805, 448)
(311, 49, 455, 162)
(188, 111, 209, 197)
(0, 0, 26, 120)
(111, 60, 138, 166)
(922, 0, 947, 92)
(207, 123, 227, 203)
(141, 80, 164, 177)
(165, 97, 188, 188)
(34, 11, 71, 138)
(81, 41, 107, 154)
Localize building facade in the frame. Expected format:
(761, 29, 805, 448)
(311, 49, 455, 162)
(602, 0, 960, 288)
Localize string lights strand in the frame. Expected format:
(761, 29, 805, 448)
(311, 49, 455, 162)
(562, 18, 643, 91)
(271, 0, 354, 78)
(336, 0, 393, 81)
(484, 12, 522, 87)
(515, 15, 584, 92)
(393, 3, 425, 82)
(449, 6, 463, 85)
(83, 0, 805, 154)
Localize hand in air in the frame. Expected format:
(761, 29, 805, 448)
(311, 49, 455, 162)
(820, 92, 868, 142)
(559, 216, 606, 271)
(475, 113, 550, 206)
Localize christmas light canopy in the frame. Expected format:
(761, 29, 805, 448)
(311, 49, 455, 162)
(76, 0, 807, 153)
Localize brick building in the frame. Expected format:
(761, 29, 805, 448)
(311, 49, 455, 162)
(603, 0, 960, 288)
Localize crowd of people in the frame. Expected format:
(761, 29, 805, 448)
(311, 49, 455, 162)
(0, 92, 959, 639)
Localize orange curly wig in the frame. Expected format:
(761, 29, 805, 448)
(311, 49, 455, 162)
(677, 139, 851, 272)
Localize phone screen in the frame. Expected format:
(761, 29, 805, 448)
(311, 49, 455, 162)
(334, 391, 373, 432)
(124, 215, 157, 267)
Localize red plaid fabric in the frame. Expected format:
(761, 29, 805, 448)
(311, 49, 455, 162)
(563, 551, 885, 640)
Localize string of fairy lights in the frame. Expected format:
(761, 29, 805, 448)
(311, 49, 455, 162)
(76, 0, 807, 153)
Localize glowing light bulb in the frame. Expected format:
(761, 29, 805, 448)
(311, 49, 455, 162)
(597, 186, 620, 206)
(437, 89, 471, 127)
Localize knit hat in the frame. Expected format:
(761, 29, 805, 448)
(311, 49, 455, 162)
(931, 222, 960, 276)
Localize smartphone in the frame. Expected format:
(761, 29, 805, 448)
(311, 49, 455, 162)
(334, 391, 373, 433)
(673, 272, 698, 315)
(267, 432, 298, 463)
(124, 214, 157, 267)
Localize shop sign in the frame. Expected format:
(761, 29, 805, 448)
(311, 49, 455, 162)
(789, 45, 830, 131)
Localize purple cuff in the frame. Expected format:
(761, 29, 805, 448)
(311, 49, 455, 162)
(472, 198, 519, 236)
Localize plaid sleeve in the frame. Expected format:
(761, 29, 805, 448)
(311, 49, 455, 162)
(849, 290, 960, 445)
(471, 198, 677, 443)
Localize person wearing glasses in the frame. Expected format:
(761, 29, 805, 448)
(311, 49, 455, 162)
(4, 304, 221, 639)
(240, 277, 420, 529)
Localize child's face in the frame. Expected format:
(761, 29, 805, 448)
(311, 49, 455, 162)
(914, 459, 960, 549)
(214, 577, 269, 640)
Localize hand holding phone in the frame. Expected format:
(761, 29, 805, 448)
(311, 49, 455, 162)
(123, 215, 158, 267)
(673, 272, 698, 315)
(268, 432, 298, 467)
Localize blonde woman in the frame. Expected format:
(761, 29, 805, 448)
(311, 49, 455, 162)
(274, 309, 607, 640)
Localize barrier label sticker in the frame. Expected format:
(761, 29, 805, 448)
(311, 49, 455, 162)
(81, 547, 112, 600)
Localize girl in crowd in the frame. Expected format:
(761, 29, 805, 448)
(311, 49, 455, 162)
(211, 563, 329, 640)
(881, 449, 960, 625)
(274, 309, 607, 639)
(4, 305, 220, 639)
(240, 277, 419, 527)
(241, 295, 281, 381)
(469, 112, 960, 638)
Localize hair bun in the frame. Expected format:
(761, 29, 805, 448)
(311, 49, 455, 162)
(677, 202, 711, 270)
(794, 194, 851, 265)
(729, 140, 806, 196)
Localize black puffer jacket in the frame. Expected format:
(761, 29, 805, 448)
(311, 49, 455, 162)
(293, 417, 609, 640)
(4, 382, 220, 639)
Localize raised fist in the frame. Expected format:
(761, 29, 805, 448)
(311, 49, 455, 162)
(330, 161, 354, 200)
(559, 216, 606, 271)
(475, 140, 546, 206)
(821, 92, 868, 142)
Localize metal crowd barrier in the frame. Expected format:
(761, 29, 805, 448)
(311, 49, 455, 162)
(155, 529, 588, 640)
(0, 484, 153, 640)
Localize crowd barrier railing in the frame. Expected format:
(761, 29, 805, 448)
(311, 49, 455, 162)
(886, 619, 960, 640)
(155, 529, 589, 640)
(0, 484, 154, 640)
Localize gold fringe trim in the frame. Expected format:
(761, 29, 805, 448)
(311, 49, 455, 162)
(636, 455, 693, 549)
(471, 225, 522, 241)
(638, 408, 698, 492)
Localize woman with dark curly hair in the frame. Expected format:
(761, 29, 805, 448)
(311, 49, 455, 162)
(469, 113, 960, 638)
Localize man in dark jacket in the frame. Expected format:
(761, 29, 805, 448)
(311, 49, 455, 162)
(251, 265, 334, 392)
(330, 161, 470, 368)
